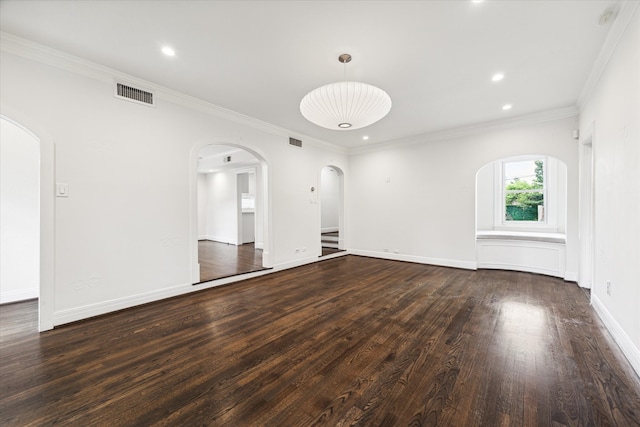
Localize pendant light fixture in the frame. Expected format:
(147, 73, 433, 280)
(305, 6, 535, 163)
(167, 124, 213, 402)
(300, 54, 392, 130)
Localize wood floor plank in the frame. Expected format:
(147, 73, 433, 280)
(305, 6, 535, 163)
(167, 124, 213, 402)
(198, 240, 266, 282)
(1, 256, 640, 426)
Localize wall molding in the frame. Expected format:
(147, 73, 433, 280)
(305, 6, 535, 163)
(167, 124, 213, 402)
(564, 271, 578, 283)
(53, 252, 348, 326)
(591, 294, 640, 378)
(0, 31, 348, 156)
(200, 236, 239, 245)
(577, 2, 639, 107)
(350, 106, 579, 155)
(53, 269, 274, 326)
(350, 249, 477, 270)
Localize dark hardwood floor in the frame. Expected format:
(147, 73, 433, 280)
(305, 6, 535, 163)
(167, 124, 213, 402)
(198, 240, 267, 283)
(2, 256, 639, 426)
(321, 247, 344, 256)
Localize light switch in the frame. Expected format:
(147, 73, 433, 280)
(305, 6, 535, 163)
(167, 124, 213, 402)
(56, 183, 69, 197)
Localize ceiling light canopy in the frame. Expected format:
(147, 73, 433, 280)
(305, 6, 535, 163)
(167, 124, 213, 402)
(300, 54, 392, 131)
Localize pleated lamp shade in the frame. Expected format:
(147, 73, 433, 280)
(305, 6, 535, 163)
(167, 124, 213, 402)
(300, 81, 392, 130)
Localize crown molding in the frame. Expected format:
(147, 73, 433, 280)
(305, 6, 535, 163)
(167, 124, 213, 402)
(577, 2, 639, 108)
(349, 105, 579, 155)
(0, 32, 348, 156)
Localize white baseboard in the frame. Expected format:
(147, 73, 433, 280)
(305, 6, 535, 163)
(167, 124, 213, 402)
(591, 294, 640, 378)
(254, 242, 264, 250)
(49, 250, 475, 328)
(564, 271, 578, 283)
(53, 269, 276, 326)
(52, 251, 355, 326)
(478, 262, 563, 278)
(0, 288, 38, 304)
(200, 235, 238, 245)
(272, 255, 324, 271)
(350, 249, 477, 270)
(321, 227, 339, 233)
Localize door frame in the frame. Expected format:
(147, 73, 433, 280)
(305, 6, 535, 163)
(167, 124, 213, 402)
(190, 141, 272, 284)
(1, 112, 55, 331)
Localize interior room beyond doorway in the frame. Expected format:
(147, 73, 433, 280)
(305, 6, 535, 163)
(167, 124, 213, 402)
(196, 145, 267, 283)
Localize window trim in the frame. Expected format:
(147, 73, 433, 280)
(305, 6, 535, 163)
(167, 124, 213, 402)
(502, 157, 547, 225)
(492, 155, 559, 232)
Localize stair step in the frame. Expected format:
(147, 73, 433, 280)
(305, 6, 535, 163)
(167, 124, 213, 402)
(322, 242, 339, 249)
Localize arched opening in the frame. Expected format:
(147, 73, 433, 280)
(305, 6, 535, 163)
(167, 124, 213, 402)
(475, 154, 568, 277)
(319, 165, 345, 257)
(192, 144, 271, 283)
(0, 113, 54, 332)
(1, 117, 40, 304)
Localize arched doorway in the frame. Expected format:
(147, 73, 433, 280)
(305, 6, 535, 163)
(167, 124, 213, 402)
(1, 117, 39, 303)
(319, 165, 345, 257)
(0, 114, 55, 331)
(191, 143, 271, 283)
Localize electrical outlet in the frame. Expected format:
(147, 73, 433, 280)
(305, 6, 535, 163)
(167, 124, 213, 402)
(383, 248, 390, 252)
(295, 248, 300, 254)
(393, 249, 400, 254)
(606, 281, 611, 296)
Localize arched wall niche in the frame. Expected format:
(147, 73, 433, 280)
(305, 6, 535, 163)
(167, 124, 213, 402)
(475, 154, 569, 278)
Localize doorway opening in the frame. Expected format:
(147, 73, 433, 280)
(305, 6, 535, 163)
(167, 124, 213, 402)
(0, 117, 40, 305)
(195, 144, 269, 282)
(319, 165, 345, 257)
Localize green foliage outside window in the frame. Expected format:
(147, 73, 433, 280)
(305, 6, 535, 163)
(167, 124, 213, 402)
(505, 160, 544, 221)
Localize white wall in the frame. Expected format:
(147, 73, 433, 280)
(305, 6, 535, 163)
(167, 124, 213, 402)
(349, 116, 579, 273)
(0, 42, 348, 326)
(475, 163, 494, 231)
(0, 118, 39, 303)
(198, 168, 258, 245)
(320, 167, 340, 233)
(197, 173, 207, 239)
(204, 170, 238, 244)
(579, 8, 640, 374)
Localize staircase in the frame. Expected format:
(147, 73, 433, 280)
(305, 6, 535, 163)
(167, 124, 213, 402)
(321, 232, 339, 249)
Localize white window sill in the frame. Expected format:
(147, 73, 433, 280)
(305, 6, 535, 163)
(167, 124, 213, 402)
(476, 230, 565, 244)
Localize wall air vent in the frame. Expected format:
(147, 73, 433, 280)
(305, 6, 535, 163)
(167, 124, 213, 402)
(289, 137, 302, 148)
(115, 82, 155, 106)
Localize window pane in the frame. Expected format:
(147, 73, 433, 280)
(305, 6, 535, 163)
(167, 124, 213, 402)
(505, 191, 544, 221)
(504, 159, 543, 190)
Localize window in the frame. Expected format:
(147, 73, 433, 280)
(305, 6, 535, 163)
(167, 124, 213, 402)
(476, 155, 564, 233)
(503, 158, 545, 222)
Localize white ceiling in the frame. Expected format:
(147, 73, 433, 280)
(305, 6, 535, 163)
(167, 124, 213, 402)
(0, 0, 622, 148)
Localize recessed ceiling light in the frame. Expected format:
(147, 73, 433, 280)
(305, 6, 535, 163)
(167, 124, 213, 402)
(363, 136, 369, 140)
(502, 104, 513, 110)
(471, 0, 484, 3)
(161, 46, 176, 57)
(492, 73, 504, 82)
